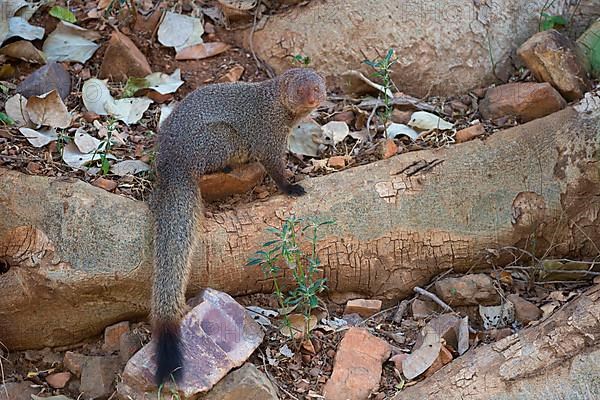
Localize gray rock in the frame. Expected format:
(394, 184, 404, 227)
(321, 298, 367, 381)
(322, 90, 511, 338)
(118, 288, 264, 398)
(80, 356, 120, 399)
(0, 381, 38, 400)
(16, 62, 72, 100)
(202, 363, 279, 400)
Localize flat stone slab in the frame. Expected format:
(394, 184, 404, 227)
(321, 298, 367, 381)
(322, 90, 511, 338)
(118, 288, 264, 399)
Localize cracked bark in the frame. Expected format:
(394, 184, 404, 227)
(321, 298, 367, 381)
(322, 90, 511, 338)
(0, 106, 598, 349)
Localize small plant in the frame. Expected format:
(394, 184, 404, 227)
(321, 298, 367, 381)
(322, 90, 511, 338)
(247, 216, 334, 339)
(292, 54, 312, 67)
(92, 117, 118, 175)
(363, 48, 398, 137)
(56, 131, 71, 156)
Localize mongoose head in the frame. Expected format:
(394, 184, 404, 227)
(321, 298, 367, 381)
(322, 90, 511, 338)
(279, 68, 327, 117)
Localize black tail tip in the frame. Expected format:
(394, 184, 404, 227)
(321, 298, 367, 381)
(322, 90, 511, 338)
(155, 321, 184, 386)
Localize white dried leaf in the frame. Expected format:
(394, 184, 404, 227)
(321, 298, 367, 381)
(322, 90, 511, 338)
(279, 344, 294, 358)
(18, 127, 57, 147)
(104, 97, 153, 125)
(26, 90, 71, 128)
(143, 69, 184, 95)
(479, 302, 515, 330)
(159, 103, 176, 128)
(386, 123, 419, 140)
(43, 21, 100, 63)
(82, 78, 112, 115)
(408, 111, 454, 131)
(321, 121, 350, 145)
(246, 306, 278, 327)
(74, 128, 104, 154)
(288, 119, 323, 157)
(62, 142, 116, 169)
(402, 325, 443, 380)
(4, 94, 30, 126)
(1, 17, 45, 45)
(111, 160, 151, 176)
(158, 12, 204, 52)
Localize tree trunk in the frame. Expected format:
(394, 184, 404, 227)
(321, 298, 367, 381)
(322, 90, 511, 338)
(395, 283, 600, 400)
(0, 106, 598, 349)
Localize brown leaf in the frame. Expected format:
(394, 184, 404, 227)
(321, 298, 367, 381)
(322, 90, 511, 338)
(218, 64, 245, 82)
(280, 314, 318, 340)
(26, 90, 71, 128)
(0, 41, 46, 64)
(175, 42, 231, 60)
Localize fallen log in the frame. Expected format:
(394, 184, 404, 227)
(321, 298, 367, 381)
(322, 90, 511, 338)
(395, 283, 600, 400)
(0, 104, 599, 349)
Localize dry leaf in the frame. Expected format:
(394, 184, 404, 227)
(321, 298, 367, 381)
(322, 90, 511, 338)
(62, 142, 116, 169)
(159, 103, 176, 128)
(175, 42, 231, 60)
(402, 326, 443, 380)
(158, 12, 204, 52)
(111, 160, 151, 176)
(104, 97, 153, 125)
(288, 119, 323, 157)
(321, 121, 350, 145)
(43, 21, 100, 63)
(386, 123, 419, 140)
(4, 94, 30, 126)
(408, 111, 454, 131)
(1, 17, 45, 46)
(219, 64, 244, 82)
(82, 78, 112, 115)
(0, 40, 46, 64)
(74, 128, 103, 153)
(479, 302, 515, 330)
(18, 127, 57, 147)
(280, 314, 318, 339)
(26, 90, 71, 128)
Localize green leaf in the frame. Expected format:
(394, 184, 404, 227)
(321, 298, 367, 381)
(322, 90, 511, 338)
(0, 84, 8, 94)
(385, 48, 395, 62)
(309, 295, 318, 308)
(263, 240, 280, 247)
(540, 13, 567, 31)
(49, 6, 77, 23)
(0, 112, 15, 126)
(122, 77, 150, 98)
(246, 258, 262, 267)
(101, 157, 111, 175)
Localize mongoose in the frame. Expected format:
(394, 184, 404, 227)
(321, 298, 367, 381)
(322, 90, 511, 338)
(151, 68, 326, 385)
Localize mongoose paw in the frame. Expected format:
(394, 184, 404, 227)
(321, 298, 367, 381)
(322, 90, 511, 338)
(284, 184, 306, 197)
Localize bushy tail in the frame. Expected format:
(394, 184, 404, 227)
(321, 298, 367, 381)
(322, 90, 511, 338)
(151, 175, 200, 385)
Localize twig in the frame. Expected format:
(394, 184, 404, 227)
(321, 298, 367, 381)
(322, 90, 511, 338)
(392, 299, 410, 323)
(0, 341, 8, 399)
(357, 306, 397, 326)
(258, 349, 299, 400)
(413, 286, 454, 313)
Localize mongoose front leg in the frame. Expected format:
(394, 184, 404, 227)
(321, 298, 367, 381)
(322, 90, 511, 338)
(260, 152, 305, 196)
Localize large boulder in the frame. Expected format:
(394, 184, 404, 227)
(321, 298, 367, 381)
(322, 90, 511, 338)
(237, 0, 598, 97)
